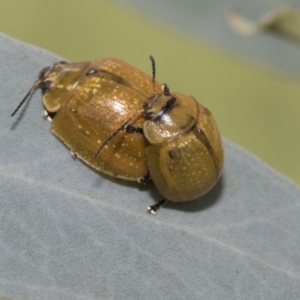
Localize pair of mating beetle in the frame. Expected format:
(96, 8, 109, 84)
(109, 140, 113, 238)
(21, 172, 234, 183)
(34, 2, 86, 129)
(12, 56, 224, 214)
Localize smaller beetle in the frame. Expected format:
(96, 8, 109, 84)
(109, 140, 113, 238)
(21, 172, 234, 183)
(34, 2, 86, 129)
(140, 57, 224, 213)
(12, 56, 223, 214)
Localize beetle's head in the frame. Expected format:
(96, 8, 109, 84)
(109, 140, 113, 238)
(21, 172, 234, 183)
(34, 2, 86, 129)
(141, 56, 199, 144)
(144, 84, 175, 121)
(143, 83, 199, 144)
(11, 61, 93, 117)
(11, 61, 66, 117)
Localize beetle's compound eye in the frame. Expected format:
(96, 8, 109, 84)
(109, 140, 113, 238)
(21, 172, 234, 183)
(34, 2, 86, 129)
(53, 61, 68, 67)
(154, 97, 177, 121)
(39, 66, 51, 80)
(40, 80, 53, 93)
(86, 68, 97, 76)
(145, 111, 155, 120)
(162, 84, 170, 96)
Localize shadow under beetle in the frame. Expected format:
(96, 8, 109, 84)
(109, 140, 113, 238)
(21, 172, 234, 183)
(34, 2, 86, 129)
(12, 56, 224, 214)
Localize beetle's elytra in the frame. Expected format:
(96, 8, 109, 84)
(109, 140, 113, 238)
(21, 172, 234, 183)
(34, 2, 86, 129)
(12, 56, 224, 214)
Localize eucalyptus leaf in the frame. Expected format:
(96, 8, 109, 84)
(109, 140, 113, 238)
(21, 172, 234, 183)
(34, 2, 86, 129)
(228, 7, 300, 43)
(1, 34, 300, 300)
(119, 0, 300, 74)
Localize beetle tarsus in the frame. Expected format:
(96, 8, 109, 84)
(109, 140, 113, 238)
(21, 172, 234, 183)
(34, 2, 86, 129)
(43, 110, 53, 121)
(147, 199, 167, 214)
(70, 151, 78, 160)
(138, 170, 150, 184)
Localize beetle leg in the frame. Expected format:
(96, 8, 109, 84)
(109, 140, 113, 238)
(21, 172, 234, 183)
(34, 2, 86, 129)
(70, 150, 79, 160)
(138, 170, 150, 184)
(124, 124, 143, 134)
(43, 110, 52, 121)
(147, 199, 167, 215)
(43, 110, 56, 121)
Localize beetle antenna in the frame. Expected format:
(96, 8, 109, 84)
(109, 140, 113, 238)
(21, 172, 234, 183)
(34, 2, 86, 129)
(94, 109, 144, 159)
(11, 80, 41, 117)
(94, 118, 133, 159)
(149, 55, 158, 95)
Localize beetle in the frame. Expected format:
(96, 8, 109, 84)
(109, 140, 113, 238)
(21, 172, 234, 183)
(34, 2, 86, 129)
(12, 56, 224, 214)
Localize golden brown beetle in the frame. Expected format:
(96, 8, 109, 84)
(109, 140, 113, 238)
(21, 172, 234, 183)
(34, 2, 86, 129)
(142, 66, 224, 213)
(12, 59, 159, 180)
(12, 57, 223, 214)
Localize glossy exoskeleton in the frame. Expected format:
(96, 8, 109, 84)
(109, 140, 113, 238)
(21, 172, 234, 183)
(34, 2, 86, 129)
(12, 57, 224, 214)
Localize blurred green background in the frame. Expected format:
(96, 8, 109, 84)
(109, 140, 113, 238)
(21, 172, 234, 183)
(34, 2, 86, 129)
(1, 0, 300, 185)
